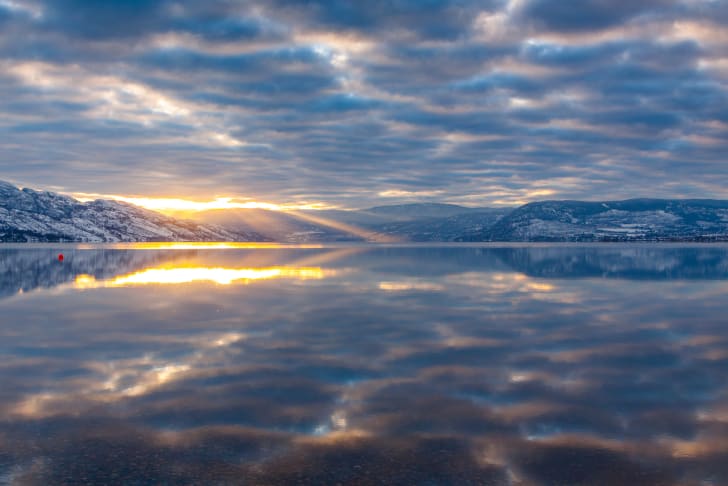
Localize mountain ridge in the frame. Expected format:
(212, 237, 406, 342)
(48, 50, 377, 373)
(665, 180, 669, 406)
(4, 180, 728, 242)
(457, 198, 728, 242)
(0, 181, 267, 242)
(193, 198, 728, 242)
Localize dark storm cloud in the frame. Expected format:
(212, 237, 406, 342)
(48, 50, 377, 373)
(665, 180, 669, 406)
(0, 0, 727, 206)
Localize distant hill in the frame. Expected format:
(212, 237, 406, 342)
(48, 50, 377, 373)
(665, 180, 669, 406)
(6, 181, 728, 243)
(457, 199, 728, 242)
(369, 209, 510, 241)
(196, 198, 728, 242)
(0, 181, 267, 242)
(192, 203, 501, 242)
(192, 208, 366, 243)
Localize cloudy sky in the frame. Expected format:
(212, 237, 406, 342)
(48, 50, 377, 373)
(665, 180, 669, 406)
(1, 0, 727, 209)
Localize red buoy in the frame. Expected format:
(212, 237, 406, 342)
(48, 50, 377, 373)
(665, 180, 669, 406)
(58, 253, 64, 262)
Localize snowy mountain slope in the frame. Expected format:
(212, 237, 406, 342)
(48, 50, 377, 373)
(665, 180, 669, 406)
(0, 181, 268, 242)
(457, 199, 728, 241)
(14, 178, 728, 243)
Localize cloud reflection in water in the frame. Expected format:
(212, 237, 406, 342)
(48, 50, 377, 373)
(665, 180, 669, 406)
(1, 244, 728, 484)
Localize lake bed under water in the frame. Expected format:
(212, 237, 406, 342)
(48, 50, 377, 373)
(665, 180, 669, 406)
(1, 243, 728, 484)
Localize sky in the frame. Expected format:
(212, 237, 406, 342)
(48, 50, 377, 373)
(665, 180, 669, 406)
(1, 0, 727, 210)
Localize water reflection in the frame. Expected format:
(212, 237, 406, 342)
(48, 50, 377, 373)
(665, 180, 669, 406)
(1, 244, 728, 484)
(78, 266, 332, 287)
(0, 246, 355, 298)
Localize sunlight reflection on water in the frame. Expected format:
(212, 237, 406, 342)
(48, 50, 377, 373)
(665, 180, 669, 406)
(1, 244, 728, 484)
(75, 266, 333, 287)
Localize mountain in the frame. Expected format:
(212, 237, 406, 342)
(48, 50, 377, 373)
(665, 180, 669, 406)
(7, 181, 728, 243)
(193, 208, 368, 243)
(0, 181, 267, 242)
(369, 208, 509, 241)
(192, 203, 502, 242)
(457, 199, 728, 241)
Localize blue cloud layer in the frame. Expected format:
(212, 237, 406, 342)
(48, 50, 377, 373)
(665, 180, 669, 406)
(0, 0, 726, 206)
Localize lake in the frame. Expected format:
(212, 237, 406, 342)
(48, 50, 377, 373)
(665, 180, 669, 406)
(1, 243, 727, 484)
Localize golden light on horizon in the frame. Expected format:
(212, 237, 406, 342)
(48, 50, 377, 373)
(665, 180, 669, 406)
(68, 193, 397, 242)
(74, 265, 333, 288)
(114, 196, 285, 212)
(83, 242, 288, 250)
(71, 193, 338, 215)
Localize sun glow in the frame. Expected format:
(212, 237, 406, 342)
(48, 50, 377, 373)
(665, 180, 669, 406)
(285, 210, 399, 243)
(114, 196, 284, 212)
(74, 265, 332, 288)
(80, 242, 288, 250)
(71, 193, 336, 215)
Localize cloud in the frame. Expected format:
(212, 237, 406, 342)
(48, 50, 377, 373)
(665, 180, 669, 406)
(0, 0, 726, 206)
(262, 0, 503, 40)
(40, 0, 171, 39)
(516, 0, 677, 33)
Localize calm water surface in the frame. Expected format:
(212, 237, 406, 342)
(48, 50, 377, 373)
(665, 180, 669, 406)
(1, 244, 728, 485)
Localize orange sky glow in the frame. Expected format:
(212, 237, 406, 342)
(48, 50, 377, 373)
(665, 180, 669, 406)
(71, 193, 338, 216)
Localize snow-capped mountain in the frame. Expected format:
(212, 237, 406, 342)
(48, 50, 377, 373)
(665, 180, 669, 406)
(200, 198, 728, 243)
(7, 181, 728, 243)
(0, 181, 267, 242)
(457, 199, 728, 242)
